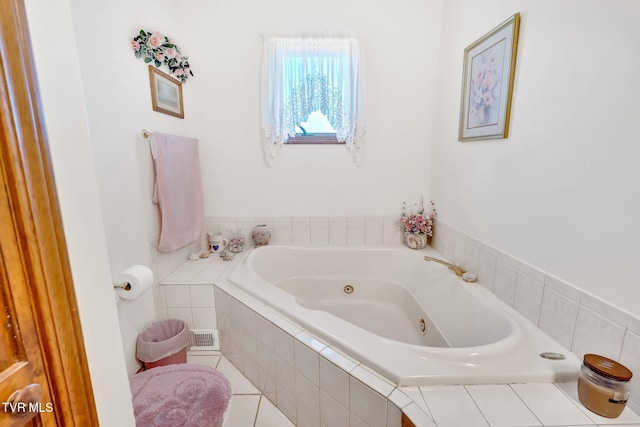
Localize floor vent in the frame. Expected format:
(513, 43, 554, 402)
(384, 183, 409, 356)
(189, 329, 219, 351)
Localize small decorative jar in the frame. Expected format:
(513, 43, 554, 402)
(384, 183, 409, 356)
(229, 233, 245, 253)
(578, 353, 633, 418)
(405, 232, 427, 250)
(252, 224, 271, 246)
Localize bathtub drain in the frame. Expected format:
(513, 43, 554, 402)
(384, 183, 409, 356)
(343, 284, 354, 294)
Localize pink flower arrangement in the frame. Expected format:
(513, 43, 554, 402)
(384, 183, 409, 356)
(131, 29, 193, 83)
(400, 198, 437, 236)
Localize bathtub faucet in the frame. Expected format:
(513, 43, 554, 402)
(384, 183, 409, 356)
(423, 256, 477, 283)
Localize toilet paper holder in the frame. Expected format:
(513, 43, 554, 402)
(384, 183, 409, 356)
(113, 282, 132, 291)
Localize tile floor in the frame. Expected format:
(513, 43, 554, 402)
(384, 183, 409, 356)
(187, 352, 294, 427)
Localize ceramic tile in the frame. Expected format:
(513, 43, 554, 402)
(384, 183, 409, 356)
(386, 401, 402, 427)
(258, 370, 277, 404)
(388, 388, 412, 409)
(256, 315, 275, 350)
(555, 382, 640, 425)
(620, 330, 640, 413)
(511, 383, 592, 426)
(365, 216, 384, 245)
(466, 384, 541, 427)
(295, 331, 328, 353)
(319, 357, 349, 408)
(228, 394, 260, 427)
(295, 371, 320, 416)
(295, 340, 320, 385)
(580, 292, 629, 328)
(544, 274, 582, 302)
(166, 307, 193, 328)
(349, 413, 368, 427)
(241, 304, 257, 337)
(347, 216, 365, 245)
(493, 260, 517, 307)
(310, 217, 329, 246)
(292, 217, 311, 246)
(462, 237, 481, 274)
(383, 215, 403, 245)
(421, 385, 489, 427)
(186, 354, 221, 367)
(275, 355, 295, 393)
(477, 249, 497, 291)
(273, 217, 293, 245)
(513, 273, 544, 326)
(255, 395, 295, 427)
(217, 356, 260, 394)
(257, 342, 276, 378)
(275, 388, 296, 423)
(328, 217, 347, 246)
(351, 365, 395, 397)
(401, 402, 437, 427)
(320, 390, 349, 427)
(192, 307, 216, 329)
(320, 346, 359, 373)
(539, 286, 579, 350)
(274, 327, 295, 366)
(398, 386, 432, 418)
(164, 284, 191, 307)
(350, 377, 387, 427)
(572, 305, 625, 360)
(627, 315, 640, 336)
(296, 401, 320, 427)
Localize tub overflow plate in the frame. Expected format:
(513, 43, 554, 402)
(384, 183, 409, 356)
(343, 284, 354, 294)
(419, 318, 427, 335)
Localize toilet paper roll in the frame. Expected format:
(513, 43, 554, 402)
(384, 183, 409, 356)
(115, 265, 153, 300)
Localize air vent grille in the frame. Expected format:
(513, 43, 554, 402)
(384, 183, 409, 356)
(189, 329, 219, 351)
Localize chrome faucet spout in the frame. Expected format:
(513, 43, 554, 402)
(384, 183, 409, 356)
(423, 256, 477, 283)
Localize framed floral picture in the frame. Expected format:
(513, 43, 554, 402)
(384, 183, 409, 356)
(148, 65, 184, 119)
(459, 13, 520, 141)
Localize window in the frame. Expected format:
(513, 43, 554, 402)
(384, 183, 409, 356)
(261, 37, 365, 165)
(288, 110, 340, 144)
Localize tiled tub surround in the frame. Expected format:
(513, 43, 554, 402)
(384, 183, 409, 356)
(152, 215, 640, 423)
(214, 281, 640, 427)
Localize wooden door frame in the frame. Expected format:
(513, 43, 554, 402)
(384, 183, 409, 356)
(0, 0, 98, 424)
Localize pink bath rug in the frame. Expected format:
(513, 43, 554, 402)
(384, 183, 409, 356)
(130, 363, 231, 427)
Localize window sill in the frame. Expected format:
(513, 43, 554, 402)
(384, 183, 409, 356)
(286, 133, 343, 145)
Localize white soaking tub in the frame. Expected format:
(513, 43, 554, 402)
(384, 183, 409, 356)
(224, 245, 580, 386)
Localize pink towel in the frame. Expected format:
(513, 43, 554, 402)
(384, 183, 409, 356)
(150, 132, 204, 252)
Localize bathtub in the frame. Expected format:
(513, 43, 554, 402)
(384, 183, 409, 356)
(223, 245, 580, 386)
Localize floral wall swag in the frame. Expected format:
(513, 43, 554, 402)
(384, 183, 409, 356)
(131, 30, 193, 83)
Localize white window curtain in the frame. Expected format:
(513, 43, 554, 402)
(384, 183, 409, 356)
(261, 36, 365, 166)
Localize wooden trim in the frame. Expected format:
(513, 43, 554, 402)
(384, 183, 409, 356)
(0, 0, 98, 425)
(401, 412, 417, 427)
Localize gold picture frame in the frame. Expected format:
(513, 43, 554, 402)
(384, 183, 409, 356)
(459, 13, 520, 141)
(148, 65, 184, 119)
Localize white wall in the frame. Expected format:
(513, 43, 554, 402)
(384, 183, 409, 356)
(431, 1, 640, 316)
(66, 0, 442, 371)
(185, 0, 442, 217)
(68, 0, 197, 374)
(24, 0, 135, 425)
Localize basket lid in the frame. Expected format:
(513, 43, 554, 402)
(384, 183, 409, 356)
(583, 354, 633, 381)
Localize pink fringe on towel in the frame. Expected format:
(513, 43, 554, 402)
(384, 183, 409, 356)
(150, 132, 204, 252)
(130, 363, 231, 427)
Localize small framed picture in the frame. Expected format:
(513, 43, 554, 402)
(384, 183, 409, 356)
(148, 65, 184, 119)
(459, 13, 520, 141)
